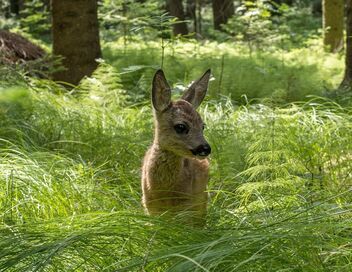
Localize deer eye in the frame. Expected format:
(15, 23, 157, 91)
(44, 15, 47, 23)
(174, 124, 189, 134)
(202, 124, 206, 130)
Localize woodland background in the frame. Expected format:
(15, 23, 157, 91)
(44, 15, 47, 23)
(0, 0, 352, 271)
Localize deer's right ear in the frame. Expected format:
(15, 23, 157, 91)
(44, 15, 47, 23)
(152, 69, 171, 112)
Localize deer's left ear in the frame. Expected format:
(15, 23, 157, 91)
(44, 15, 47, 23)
(182, 69, 211, 109)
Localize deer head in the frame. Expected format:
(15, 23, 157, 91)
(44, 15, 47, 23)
(151, 69, 211, 159)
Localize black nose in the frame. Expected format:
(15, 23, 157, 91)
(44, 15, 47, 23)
(191, 144, 211, 156)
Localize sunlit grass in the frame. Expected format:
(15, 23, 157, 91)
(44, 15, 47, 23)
(0, 68, 351, 270)
(104, 38, 344, 103)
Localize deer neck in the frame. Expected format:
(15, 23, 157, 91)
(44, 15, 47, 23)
(150, 143, 184, 181)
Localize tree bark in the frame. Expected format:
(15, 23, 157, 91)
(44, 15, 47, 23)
(186, 0, 197, 33)
(312, 0, 322, 16)
(212, 0, 234, 31)
(6, 0, 23, 17)
(197, 0, 202, 35)
(167, 0, 189, 36)
(323, 0, 344, 53)
(9, 0, 20, 15)
(341, 0, 352, 88)
(51, 0, 102, 85)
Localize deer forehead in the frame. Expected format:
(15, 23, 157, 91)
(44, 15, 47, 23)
(170, 100, 203, 125)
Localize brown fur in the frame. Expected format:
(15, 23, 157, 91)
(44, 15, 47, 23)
(142, 70, 211, 223)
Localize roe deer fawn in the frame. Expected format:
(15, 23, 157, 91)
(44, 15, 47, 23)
(142, 69, 211, 223)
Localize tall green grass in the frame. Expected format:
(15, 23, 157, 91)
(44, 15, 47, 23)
(103, 38, 344, 103)
(0, 61, 351, 270)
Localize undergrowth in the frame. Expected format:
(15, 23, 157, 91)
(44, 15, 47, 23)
(0, 62, 351, 271)
(103, 38, 344, 104)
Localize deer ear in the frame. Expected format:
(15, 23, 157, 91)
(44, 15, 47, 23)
(152, 69, 171, 112)
(182, 69, 211, 109)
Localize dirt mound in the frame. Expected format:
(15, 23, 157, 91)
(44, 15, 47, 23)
(0, 30, 45, 64)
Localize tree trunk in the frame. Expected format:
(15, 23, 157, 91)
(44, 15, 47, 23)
(9, 0, 20, 15)
(197, 0, 202, 35)
(6, 0, 23, 17)
(323, 0, 344, 53)
(51, 0, 102, 85)
(186, 0, 197, 33)
(312, 0, 322, 16)
(341, 0, 352, 88)
(212, 0, 234, 31)
(167, 0, 189, 36)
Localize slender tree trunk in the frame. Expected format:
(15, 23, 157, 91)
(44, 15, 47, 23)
(197, 0, 202, 35)
(312, 0, 322, 16)
(323, 0, 344, 53)
(186, 0, 197, 33)
(167, 0, 189, 36)
(6, 0, 23, 17)
(212, 0, 234, 31)
(9, 0, 20, 15)
(341, 0, 352, 88)
(51, 0, 102, 85)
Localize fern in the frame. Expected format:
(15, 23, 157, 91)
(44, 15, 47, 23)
(236, 106, 305, 212)
(78, 62, 128, 107)
(236, 102, 352, 213)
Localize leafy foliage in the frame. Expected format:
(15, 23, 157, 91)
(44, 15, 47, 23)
(222, 1, 321, 52)
(99, 0, 165, 42)
(19, 0, 51, 39)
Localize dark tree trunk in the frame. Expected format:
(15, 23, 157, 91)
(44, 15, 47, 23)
(167, 0, 189, 36)
(197, 0, 202, 35)
(51, 0, 102, 85)
(6, 0, 23, 17)
(323, 0, 344, 53)
(341, 0, 352, 88)
(186, 0, 197, 33)
(312, 0, 322, 16)
(212, 0, 234, 31)
(9, 0, 20, 15)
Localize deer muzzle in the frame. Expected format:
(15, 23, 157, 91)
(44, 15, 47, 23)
(191, 143, 211, 157)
